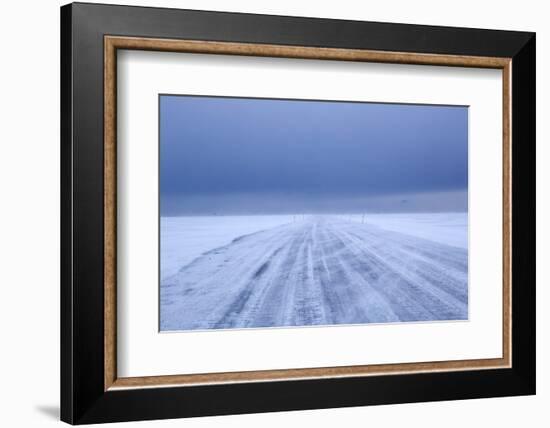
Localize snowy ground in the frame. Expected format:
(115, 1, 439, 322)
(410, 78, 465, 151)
(341, 213, 467, 249)
(160, 214, 468, 331)
(161, 215, 295, 280)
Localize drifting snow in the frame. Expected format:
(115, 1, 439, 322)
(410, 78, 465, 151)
(161, 215, 295, 280)
(160, 214, 468, 331)
(342, 213, 467, 249)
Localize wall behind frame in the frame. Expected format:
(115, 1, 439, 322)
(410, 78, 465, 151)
(0, 0, 545, 427)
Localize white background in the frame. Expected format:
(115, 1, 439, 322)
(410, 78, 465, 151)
(0, 0, 546, 427)
(118, 51, 503, 377)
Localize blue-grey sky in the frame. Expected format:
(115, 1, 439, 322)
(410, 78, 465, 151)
(160, 95, 468, 215)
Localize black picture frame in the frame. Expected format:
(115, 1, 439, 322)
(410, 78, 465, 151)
(61, 2, 535, 424)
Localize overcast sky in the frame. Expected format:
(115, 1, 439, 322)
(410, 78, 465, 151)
(160, 95, 468, 215)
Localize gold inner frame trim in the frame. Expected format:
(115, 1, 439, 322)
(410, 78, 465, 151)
(104, 35, 512, 391)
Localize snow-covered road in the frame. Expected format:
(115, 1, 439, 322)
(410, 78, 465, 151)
(160, 216, 468, 331)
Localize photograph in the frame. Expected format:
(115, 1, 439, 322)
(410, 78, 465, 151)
(159, 95, 469, 331)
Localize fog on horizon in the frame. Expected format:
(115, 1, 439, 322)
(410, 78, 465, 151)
(160, 95, 468, 216)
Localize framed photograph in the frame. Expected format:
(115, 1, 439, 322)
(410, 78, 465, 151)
(61, 2, 535, 424)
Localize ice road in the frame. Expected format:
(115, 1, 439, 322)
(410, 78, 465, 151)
(160, 216, 468, 331)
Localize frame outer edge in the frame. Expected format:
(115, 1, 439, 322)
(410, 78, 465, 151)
(64, 3, 536, 423)
(510, 33, 536, 392)
(60, 3, 75, 424)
